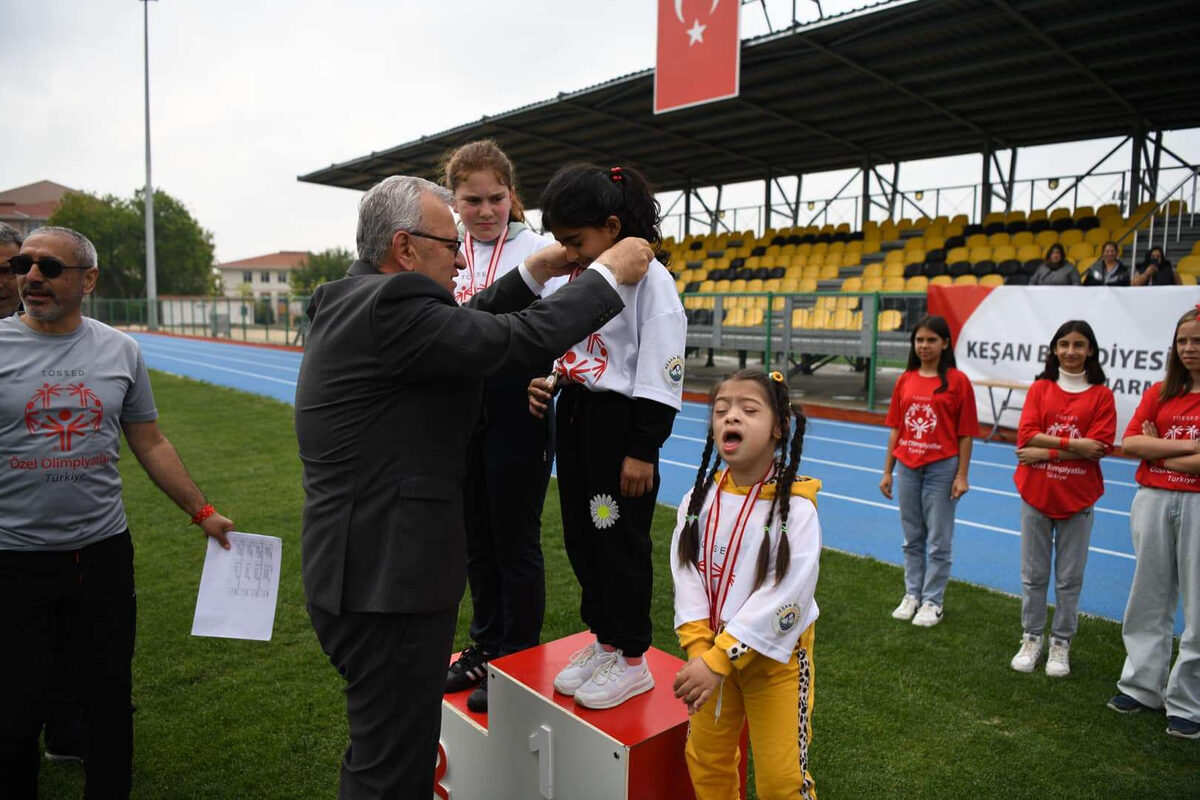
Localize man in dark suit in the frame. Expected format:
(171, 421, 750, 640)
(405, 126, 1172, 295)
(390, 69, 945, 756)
(295, 175, 651, 798)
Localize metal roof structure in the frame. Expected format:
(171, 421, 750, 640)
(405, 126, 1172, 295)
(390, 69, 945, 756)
(298, 0, 1200, 203)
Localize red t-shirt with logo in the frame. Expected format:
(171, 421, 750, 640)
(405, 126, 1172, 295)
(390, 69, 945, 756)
(885, 369, 980, 469)
(1013, 381, 1117, 518)
(1124, 384, 1200, 492)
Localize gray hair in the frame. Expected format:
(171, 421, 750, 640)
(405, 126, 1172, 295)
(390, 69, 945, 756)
(356, 176, 452, 267)
(27, 226, 98, 268)
(0, 222, 22, 248)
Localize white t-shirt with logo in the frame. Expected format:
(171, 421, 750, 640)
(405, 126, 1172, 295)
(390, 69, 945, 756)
(546, 258, 686, 410)
(0, 316, 158, 550)
(452, 224, 555, 305)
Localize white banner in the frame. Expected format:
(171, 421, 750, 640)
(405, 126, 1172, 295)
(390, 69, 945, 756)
(952, 287, 1199, 441)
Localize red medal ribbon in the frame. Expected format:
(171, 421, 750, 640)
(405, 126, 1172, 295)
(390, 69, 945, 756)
(462, 227, 508, 299)
(702, 466, 773, 631)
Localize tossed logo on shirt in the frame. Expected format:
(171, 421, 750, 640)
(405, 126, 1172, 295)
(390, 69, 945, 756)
(773, 602, 801, 635)
(664, 355, 685, 386)
(23, 382, 104, 452)
(452, 268, 478, 305)
(556, 332, 609, 386)
(1045, 421, 1082, 439)
(903, 402, 938, 440)
(1162, 423, 1200, 440)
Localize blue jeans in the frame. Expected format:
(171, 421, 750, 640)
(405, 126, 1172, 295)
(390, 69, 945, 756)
(896, 457, 959, 606)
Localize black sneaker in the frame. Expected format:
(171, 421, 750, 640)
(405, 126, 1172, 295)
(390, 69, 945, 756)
(43, 718, 87, 764)
(1107, 692, 1150, 714)
(1166, 715, 1200, 739)
(445, 646, 491, 694)
(466, 672, 489, 713)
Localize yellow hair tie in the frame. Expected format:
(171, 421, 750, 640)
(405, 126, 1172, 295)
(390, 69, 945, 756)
(769, 371, 785, 383)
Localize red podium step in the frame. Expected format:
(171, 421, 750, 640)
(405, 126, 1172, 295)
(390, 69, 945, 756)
(439, 632, 699, 799)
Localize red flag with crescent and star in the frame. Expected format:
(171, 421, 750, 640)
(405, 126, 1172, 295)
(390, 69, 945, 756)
(654, 0, 741, 114)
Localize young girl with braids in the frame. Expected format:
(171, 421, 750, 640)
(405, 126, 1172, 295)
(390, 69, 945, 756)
(527, 163, 686, 709)
(440, 140, 557, 712)
(670, 369, 822, 800)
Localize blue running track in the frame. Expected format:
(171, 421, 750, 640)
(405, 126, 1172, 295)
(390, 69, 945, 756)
(130, 333, 1179, 632)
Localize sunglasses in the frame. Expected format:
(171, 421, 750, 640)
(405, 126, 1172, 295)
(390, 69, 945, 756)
(408, 230, 463, 255)
(6, 255, 92, 279)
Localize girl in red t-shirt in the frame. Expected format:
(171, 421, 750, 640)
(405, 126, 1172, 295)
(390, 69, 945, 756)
(1109, 306, 1200, 739)
(1010, 320, 1116, 678)
(880, 315, 980, 627)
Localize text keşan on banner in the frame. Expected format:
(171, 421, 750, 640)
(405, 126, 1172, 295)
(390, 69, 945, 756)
(929, 285, 1199, 441)
(654, 0, 740, 114)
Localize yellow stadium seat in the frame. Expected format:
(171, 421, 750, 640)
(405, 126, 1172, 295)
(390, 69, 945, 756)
(725, 307, 746, 326)
(882, 277, 906, 292)
(882, 263, 905, 279)
(1084, 228, 1111, 247)
(1049, 207, 1072, 221)
(896, 218, 914, 231)
(930, 275, 953, 287)
(801, 265, 820, 280)
(980, 274, 1004, 287)
(1028, 209, 1049, 224)
(946, 247, 970, 264)
(1016, 245, 1043, 263)
(950, 214, 970, 227)
(862, 277, 883, 292)
(1181, 273, 1198, 286)
(983, 211, 1005, 226)
(790, 309, 809, 328)
(987, 232, 1011, 248)
(1059, 229, 1084, 247)
(745, 256, 761, 270)
(675, 279, 687, 294)
(795, 243, 813, 257)
(914, 217, 933, 230)
(798, 278, 817, 293)
(860, 264, 883, 279)
(953, 275, 978, 286)
(1073, 205, 1095, 220)
(1005, 210, 1027, 223)
(944, 223, 965, 237)
(990, 245, 1015, 263)
(905, 237, 926, 252)
(924, 236, 946, 251)
(1067, 243, 1094, 263)
(862, 239, 883, 255)
(905, 276, 929, 292)
(880, 227, 900, 242)
(966, 233, 989, 249)
(779, 278, 798, 292)
(818, 265, 839, 280)
(845, 240, 864, 254)
(905, 249, 927, 265)
(969, 247, 993, 263)
(1177, 255, 1200, 275)
(828, 241, 846, 254)
(783, 266, 802, 281)
(884, 250, 906, 265)
(822, 252, 842, 267)
(1011, 231, 1034, 247)
(811, 242, 829, 256)
(831, 309, 856, 330)
(877, 310, 904, 331)
(1034, 230, 1058, 249)
(841, 252, 862, 268)
(1097, 204, 1120, 219)
(841, 277, 863, 292)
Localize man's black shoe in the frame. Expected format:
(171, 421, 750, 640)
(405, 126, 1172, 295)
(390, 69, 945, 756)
(466, 673, 488, 713)
(444, 645, 491, 693)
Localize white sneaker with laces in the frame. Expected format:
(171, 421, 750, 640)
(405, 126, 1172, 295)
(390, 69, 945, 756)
(574, 654, 655, 710)
(891, 594, 920, 620)
(1010, 633, 1044, 673)
(911, 601, 943, 627)
(553, 642, 607, 696)
(1045, 637, 1071, 677)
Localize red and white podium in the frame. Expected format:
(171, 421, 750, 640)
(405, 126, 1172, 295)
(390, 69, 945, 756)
(437, 632, 709, 800)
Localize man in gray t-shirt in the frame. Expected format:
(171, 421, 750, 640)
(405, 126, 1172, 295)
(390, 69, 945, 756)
(0, 227, 234, 799)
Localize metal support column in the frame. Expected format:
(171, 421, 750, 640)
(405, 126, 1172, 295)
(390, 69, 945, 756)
(764, 169, 773, 232)
(981, 141, 993, 219)
(684, 179, 693, 237)
(860, 156, 871, 228)
(1129, 125, 1144, 211)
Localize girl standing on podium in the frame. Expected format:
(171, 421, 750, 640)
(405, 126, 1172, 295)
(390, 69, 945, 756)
(671, 369, 822, 800)
(440, 140, 556, 713)
(527, 163, 686, 709)
(879, 315, 979, 627)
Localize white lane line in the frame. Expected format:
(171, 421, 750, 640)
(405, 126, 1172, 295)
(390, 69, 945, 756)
(133, 334, 302, 363)
(138, 342, 300, 374)
(666, 434, 1133, 515)
(658, 458, 1135, 560)
(142, 354, 297, 387)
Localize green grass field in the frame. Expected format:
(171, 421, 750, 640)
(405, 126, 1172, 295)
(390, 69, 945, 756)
(38, 373, 1198, 798)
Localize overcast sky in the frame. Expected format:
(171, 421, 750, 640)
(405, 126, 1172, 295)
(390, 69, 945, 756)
(2, 0, 1197, 262)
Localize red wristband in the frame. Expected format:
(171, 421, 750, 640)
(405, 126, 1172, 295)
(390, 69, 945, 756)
(191, 504, 216, 525)
(1048, 449, 1060, 461)
(1059, 436, 1070, 450)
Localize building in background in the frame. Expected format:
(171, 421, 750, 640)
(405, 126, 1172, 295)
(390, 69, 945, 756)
(0, 180, 73, 237)
(216, 250, 308, 300)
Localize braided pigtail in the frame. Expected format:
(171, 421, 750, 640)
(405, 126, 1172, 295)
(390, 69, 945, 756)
(751, 372, 795, 590)
(678, 428, 721, 568)
(773, 406, 807, 584)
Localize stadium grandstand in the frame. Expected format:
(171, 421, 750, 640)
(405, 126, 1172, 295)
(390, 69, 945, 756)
(298, 0, 1200, 406)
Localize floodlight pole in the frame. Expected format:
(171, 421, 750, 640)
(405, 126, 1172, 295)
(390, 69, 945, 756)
(141, 0, 159, 330)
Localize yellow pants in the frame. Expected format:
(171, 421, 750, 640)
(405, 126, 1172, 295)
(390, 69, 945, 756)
(684, 624, 816, 800)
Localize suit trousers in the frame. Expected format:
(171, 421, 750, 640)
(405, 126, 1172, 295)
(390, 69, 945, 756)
(685, 623, 817, 800)
(556, 387, 657, 658)
(309, 603, 457, 800)
(0, 531, 136, 800)
(465, 375, 553, 655)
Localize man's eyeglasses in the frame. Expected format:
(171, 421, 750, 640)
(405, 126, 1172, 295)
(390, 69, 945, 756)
(407, 230, 463, 255)
(5, 255, 92, 279)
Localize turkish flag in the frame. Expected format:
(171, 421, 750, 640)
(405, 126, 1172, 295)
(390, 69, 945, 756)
(654, 0, 741, 114)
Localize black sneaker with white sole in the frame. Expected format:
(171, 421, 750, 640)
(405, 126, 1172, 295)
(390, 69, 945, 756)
(445, 645, 492, 694)
(466, 673, 489, 713)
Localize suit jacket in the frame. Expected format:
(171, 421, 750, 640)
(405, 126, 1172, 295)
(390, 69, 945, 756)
(296, 260, 623, 615)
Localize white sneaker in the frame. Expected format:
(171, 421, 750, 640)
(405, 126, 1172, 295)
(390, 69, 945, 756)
(1045, 637, 1071, 677)
(1010, 633, 1044, 673)
(574, 654, 655, 709)
(553, 642, 606, 696)
(891, 594, 920, 620)
(911, 601, 943, 627)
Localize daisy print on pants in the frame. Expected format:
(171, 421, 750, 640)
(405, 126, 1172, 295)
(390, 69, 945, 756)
(589, 494, 620, 530)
